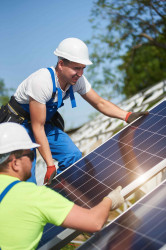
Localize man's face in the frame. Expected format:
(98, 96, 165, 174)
(60, 61, 86, 85)
(18, 150, 34, 181)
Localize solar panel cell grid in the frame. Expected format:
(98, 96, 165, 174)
(51, 101, 166, 207)
(39, 100, 166, 248)
(78, 180, 166, 250)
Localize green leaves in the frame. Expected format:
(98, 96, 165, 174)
(87, 0, 166, 98)
(0, 79, 10, 106)
(119, 42, 166, 97)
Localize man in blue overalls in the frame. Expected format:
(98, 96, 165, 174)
(1, 38, 148, 185)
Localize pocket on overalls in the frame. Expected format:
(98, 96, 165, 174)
(50, 111, 65, 131)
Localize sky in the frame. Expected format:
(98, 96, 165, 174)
(0, 0, 98, 130)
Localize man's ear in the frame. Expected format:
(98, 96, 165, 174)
(11, 158, 20, 172)
(58, 60, 65, 70)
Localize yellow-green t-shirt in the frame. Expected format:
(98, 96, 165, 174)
(0, 175, 74, 250)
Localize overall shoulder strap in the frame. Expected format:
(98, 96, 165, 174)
(47, 67, 56, 98)
(69, 86, 77, 108)
(47, 67, 63, 108)
(0, 180, 21, 203)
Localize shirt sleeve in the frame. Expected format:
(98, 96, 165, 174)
(34, 186, 74, 226)
(26, 68, 53, 104)
(73, 75, 91, 95)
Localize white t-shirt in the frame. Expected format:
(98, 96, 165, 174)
(14, 67, 91, 105)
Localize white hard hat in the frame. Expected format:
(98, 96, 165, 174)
(54, 38, 93, 65)
(0, 123, 39, 154)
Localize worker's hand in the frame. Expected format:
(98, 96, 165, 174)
(106, 186, 124, 210)
(125, 111, 149, 123)
(44, 165, 56, 185)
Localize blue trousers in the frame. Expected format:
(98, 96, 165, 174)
(22, 122, 82, 183)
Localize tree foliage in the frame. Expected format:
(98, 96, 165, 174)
(0, 79, 10, 105)
(87, 0, 166, 98)
(119, 41, 166, 97)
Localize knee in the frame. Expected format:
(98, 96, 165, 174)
(63, 147, 82, 167)
(70, 147, 82, 162)
(75, 148, 82, 161)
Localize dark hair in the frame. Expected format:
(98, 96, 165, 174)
(56, 57, 71, 66)
(0, 150, 24, 172)
(61, 58, 71, 65)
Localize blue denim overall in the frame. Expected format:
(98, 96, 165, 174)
(21, 68, 82, 183)
(0, 180, 21, 203)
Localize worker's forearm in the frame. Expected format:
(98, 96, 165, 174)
(62, 186, 124, 233)
(32, 125, 54, 166)
(96, 100, 128, 120)
(62, 198, 112, 233)
(89, 197, 112, 231)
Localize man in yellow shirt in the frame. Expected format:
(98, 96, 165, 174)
(0, 123, 124, 250)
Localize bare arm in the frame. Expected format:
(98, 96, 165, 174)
(29, 97, 54, 166)
(61, 186, 124, 233)
(61, 197, 112, 232)
(82, 88, 128, 120)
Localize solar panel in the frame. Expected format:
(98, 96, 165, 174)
(77, 178, 166, 250)
(38, 100, 166, 248)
